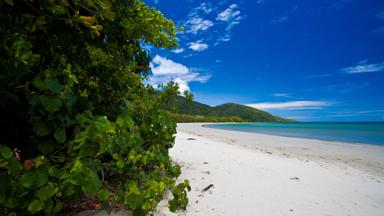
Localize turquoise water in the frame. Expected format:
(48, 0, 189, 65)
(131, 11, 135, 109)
(205, 122, 384, 145)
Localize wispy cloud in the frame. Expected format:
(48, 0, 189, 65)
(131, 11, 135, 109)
(256, 0, 266, 5)
(326, 110, 384, 118)
(246, 101, 334, 110)
(271, 16, 288, 23)
(331, 0, 352, 9)
(186, 17, 214, 34)
(175, 2, 245, 52)
(189, 2, 216, 17)
(323, 82, 370, 93)
(340, 61, 384, 73)
(189, 41, 209, 51)
(196, 2, 214, 14)
(306, 82, 370, 94)
(172, 48, 184, 54)
(149, 55, 210, 92)
(273, 93, 291, 98)
(304, 73, 337, 78)
(216, 4, 243, 30)
(216, 33, 231, 43)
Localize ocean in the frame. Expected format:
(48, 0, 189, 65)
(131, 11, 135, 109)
(205, 122, 384, 145)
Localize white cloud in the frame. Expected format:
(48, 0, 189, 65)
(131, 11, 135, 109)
(340, 61, 384, 73)
(187, 17, 214, 34)
(149, 55, 210, 92)
(216, 4, 243, 30)
(246, 101, 333, 110)
(151, 55, 188, 76)
(172, 48, 184, 54)
(189, 42, 209, 51)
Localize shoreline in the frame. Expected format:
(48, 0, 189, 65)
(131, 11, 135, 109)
(156, 123, 384, 216)
(179, 123, 384, 177)
(203, 122, 384, 147)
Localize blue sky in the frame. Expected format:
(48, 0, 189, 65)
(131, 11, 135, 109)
(144, 0, 384, 122)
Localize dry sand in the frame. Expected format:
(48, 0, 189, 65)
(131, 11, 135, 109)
(156, 123, 384, 216)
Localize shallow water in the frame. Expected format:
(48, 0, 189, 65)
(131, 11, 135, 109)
(206, 122, 384, 145)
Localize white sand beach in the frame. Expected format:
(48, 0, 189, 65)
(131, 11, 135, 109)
(156, 123, 384, 216)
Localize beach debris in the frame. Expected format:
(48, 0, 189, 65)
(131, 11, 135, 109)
(290, 177, 300, 181)
(201, 184, 214, 193)
(203, 161, 208, 164)
(196, 200, 199, 204)
(289, 209, 294, 212)
(201, 171, 211, 175)
(265, 151, 272, 155)
(187, 138, 197, 140)
(377, 180, 382, 183)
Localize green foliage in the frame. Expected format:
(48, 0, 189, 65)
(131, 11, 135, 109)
(165, 96, 295, 122)
(0, 0, 189, 215)
(167, 112, 242, 123)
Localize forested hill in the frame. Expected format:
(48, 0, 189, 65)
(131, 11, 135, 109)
(165, 96, 295, 122)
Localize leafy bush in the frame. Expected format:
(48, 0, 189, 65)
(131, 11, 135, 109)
(0, 0, 190, 215)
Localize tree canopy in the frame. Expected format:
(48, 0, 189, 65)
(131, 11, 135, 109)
(0, 0, 190, 215)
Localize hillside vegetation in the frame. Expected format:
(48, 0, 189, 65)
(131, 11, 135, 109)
(165, 96, 294, 122)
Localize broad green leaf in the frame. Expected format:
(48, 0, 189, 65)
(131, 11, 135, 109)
(82, 172, 101, 194)
(70, 159, 83, 173)
(65, 92, 77, 106)
(38, 141, 55, 154)
(116, 160, 124, 169)
(41, 96, 62, 112)
(159, 182, 165, 192)
(43, 200, 54, 214)
(142, 202, 151, 211)
(126, 194, 142, 209)
(32, 76, 48, 91)
(54, 128, 66, 144)
(50, 5, 66, 15)
(33, 120, 52, 136)
(9, 158, 23, 175)
(52, 200, 63, 213)
(36, 183, 58, 200)
(0, 145, 13, 159)
(46, 78, 63, 94)
(129, 183, 141, 195)
(48, 166, 60, 177)
(20, 168, 48, 188)
(28, 199, 44, 214)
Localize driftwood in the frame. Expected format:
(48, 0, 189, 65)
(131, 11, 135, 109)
(201, 184, 214, 193)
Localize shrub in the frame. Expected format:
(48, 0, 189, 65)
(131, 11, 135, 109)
(0, 0, 190, 215)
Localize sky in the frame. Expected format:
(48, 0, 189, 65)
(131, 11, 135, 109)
(144, 0, 384, 122)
